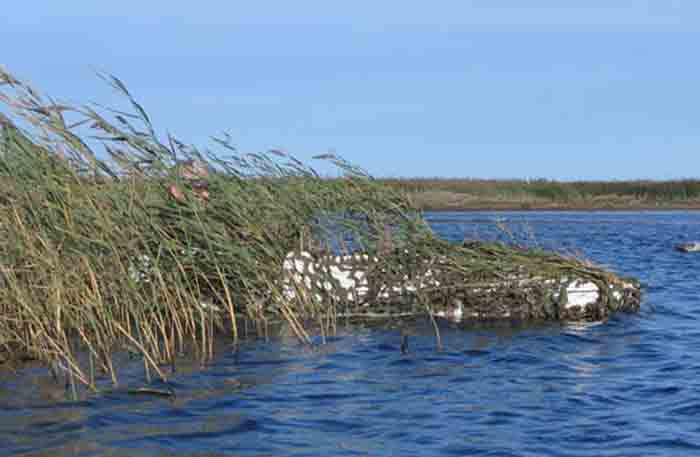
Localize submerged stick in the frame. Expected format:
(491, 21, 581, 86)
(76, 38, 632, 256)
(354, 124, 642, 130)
(113, 321, 168, 382)
(127, 387, 176, 398)
(427, 308, 443, 352)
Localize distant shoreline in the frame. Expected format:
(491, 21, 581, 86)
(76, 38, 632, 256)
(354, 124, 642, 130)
(421, 204, 700, 212)
(410, 193, 700, 212)
(377, 179, 700, 212)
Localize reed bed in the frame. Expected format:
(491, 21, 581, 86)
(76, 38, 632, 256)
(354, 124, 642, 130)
(0, 67, 425, 388)
(0, 68, 634, 392)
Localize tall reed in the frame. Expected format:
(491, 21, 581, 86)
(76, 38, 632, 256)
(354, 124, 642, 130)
(0, 67, 420, 388)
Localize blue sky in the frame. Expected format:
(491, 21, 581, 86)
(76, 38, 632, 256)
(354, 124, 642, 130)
(2, 1, 699, 179)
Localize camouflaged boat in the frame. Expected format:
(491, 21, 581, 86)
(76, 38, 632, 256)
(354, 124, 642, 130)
(279, 242, 641, 324)
(127, 240, 641, 324)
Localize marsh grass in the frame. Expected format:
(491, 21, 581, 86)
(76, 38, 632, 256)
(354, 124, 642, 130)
(0, 67, 433, 390)
(0, 68, 631, 392)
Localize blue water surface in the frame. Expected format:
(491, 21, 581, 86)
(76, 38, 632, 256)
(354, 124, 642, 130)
(2, 211, 700, 457)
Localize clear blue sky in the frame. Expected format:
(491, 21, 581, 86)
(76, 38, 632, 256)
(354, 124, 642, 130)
(2, 1, 699, 180)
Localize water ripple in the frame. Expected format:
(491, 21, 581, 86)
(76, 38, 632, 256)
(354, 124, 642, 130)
(3, 211, 700, 456)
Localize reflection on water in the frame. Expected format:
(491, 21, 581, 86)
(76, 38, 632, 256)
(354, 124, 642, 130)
(3, 211, 700, 456)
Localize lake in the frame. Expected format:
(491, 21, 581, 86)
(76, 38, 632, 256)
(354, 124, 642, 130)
(1, 211, 699, 457)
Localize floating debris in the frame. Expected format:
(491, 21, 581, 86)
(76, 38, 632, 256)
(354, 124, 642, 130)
(675, 242, 700, 253)
(127, 387, 176, 398)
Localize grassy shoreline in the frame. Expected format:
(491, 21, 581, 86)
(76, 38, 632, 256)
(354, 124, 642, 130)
(379, 179, 700, 211)
(411, 196, 700, 212)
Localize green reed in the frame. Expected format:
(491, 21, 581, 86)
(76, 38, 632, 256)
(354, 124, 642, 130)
(0, 67, 435, 388)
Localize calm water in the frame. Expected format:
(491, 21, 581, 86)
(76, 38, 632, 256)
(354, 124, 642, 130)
(2, 211, 700, 457)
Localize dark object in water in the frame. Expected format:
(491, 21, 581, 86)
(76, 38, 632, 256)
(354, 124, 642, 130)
(127, 387, 176, 398)
(675, 242, 700, 253)
(400, 334, 409, 354)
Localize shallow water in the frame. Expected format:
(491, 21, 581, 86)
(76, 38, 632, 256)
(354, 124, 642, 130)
(2, 211, 700, 456)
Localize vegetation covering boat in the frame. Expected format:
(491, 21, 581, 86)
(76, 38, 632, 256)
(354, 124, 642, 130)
(280, 243, 641, 324)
